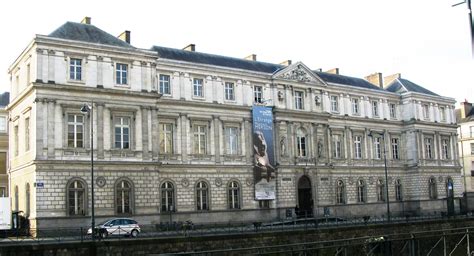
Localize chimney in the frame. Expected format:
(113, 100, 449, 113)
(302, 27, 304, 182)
(325, 68, 339, 75)
(118, 30, 131, 44)
(383, 73, 401, 87)
(280, 60, 292, 66)
(80, 17, 91, 25)
(460, 100, 473, 118)
(244, 54, 257, 61)
(365, 72, 383, 88)
(183, 44, 195, 52)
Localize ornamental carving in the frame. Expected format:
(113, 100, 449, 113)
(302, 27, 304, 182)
(96, 176, 106, 188)
(279, 65, 312, 82)
(215, 178, 223, 187)
(181, 178, 190, 187)
(245, 178, 253, 186)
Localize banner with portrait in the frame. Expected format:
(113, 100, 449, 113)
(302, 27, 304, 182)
(252, 105, 276, 200)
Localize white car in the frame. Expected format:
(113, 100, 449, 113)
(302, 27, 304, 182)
(87, 218, 141, 238)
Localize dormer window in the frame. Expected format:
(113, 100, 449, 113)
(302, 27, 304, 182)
(70, 58, 82, 81)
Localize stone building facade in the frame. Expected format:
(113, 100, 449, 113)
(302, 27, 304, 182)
(457, 101, 474, 200)
(0, 92, 9, 197)
(7, 18, 462, 229)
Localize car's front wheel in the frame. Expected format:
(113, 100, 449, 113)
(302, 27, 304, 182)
(130, 229, 139, 238)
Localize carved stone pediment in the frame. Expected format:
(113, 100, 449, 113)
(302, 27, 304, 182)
(277, 65, 313, 82)
(273, 62, 326, 85)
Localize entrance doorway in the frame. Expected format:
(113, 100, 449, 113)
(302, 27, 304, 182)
(297, 176, 313, 218)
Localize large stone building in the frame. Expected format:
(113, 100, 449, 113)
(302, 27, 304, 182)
(7, 17, 462, 229)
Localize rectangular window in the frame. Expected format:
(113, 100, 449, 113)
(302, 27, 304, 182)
(159, 74, 171, 95)
(193, 125, 207, 154)
(225, 127, 239, 155)
(159, 123, 173, 154)
(352, 98, 359, 115)
(442, 139, 449, 159)
(425, 138, 433, 159)
(423, 104, 430, 119)
(354, 135, 362, 159)
(372, 101, 379, 117)
(67, 114, 84, 148)
(116, 63, 128, 85)
(390, 103, 397, 119)
(25, 117, 30, 151)
(374, 137, 381, 159)
(70, 58, 82, 80)
(26, 64, 31, 85)
(0, 116, 6, 132)
(0, 187, 5, 197)
(14, 125, 18, 156)
(333, 135, 341, 158)
(440, 107, 446, 122)
(193, 78, 204, 97)
(391, 138, 399, 160)
(330, 95, 339, 112)
(254, 86, 263, 103)
(114, 117, 130, 149)
(470, 126, 474, 137)
(224, 82, 235, 101)
(471, 143, 474, 155)
(295, 91, 304, 110)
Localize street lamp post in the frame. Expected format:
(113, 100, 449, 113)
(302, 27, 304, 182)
(369, 131, 391, 222)
(80, 103, 94, 241)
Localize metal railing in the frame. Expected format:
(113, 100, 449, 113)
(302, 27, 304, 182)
(1, 213, 474, 245)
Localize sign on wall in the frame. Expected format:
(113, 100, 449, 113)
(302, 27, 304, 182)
(252, 105, 276, 200)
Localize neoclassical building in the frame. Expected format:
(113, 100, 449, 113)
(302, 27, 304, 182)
(7, 17, 462, 229)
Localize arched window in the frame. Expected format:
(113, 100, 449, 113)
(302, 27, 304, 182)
(357, 179, 366, 203)
(116, 179, 133, 215)
(395, 179, 403, 201)
(296, 128, 307, 157)
(161, 181, 175, 212)
(228, 181, 240, 209)
(429, 177, 437, 199)
(25, 183, 30, 217)
(14, 186, 19, 211)
(336, 180, 345, 204)
(196, 181, 209, 211)
(377, 179, 385, 202)
(67, 179, 86, 216)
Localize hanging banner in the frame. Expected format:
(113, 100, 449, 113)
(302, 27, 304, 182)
(252, 105, 276, 200)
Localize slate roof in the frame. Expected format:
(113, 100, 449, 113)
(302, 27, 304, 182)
(0, 92, 10, 107)
(48, 22, 134, 48)
(151, 46, 283, 73)
(385, 78, 439, 96)
(315, 71, 385, 91)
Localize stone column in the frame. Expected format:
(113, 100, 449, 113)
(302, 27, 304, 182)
(364, 128, 369, 159)
(287, 122, 294, 163)
(35, 49, 44, 83)
(322, 91, 330, 112)
(96, 103, 104, 159)
(244, 118, 252, 164)
(180, 114, 188, 162)
(151, 108, 159, 159)
(345, 126, 352, 161)
(213, 115, 221, 163)
(47, 50, 55, 83)
(141, 62, 148, 92)
(97, 56, 103, 87)
(326, 125, 331, 163)
(310, 123, 316, 161)
(141, 107, 150, 160)
(34, 98, 45, 157)
(47, 99, 56, 158)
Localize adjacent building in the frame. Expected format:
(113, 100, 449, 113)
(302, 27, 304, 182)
(6, 17, 462, 230)
(457, 101, 474, 199)
(0, 92, 9, 197)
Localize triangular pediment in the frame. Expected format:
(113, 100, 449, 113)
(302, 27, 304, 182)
(272, 62, 326, 86)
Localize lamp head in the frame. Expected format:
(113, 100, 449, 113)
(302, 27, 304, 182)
(80, 104, 91, 114)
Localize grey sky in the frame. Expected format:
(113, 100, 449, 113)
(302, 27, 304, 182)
(1, 0, 473, 104)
